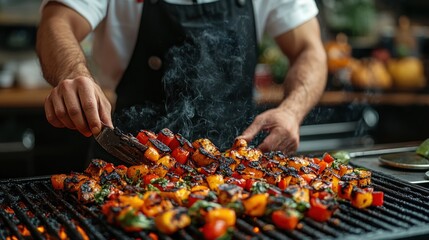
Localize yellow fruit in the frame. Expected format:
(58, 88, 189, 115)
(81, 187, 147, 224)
(387, 57, 426, 89)
(350, 58, 392, 89)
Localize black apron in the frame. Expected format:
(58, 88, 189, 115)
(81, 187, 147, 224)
(90, 0, 258, 164)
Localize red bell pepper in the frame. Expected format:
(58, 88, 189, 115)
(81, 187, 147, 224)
(371, 191, 384, 206)
(201, 219, 228, 240)
(136, 130, 157, 145)
(277, 177, 290, 191)
(312, 157, 321, 164)
(306, 197, 333, 222)
(244, 178, 256, 191)
(323, 153, 335, 163)
(318, 160, 328, 174)
(225, 177, 246, 189)
(171, 147, 190, 164)
(231, 172, 243, 179)
(156, 128, 175, 146)
(143, 174, 159, 186)
(271, 209, 300, 230)
(267, 186, 282, 196)
(301, 173, 316, 184)
(168, 133, 194, 152)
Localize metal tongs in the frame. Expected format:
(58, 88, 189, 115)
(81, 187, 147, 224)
(94, 124, 152, 166)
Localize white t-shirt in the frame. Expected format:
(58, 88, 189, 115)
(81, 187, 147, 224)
(40, 0, 318, 89)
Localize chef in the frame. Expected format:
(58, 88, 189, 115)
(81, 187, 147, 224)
(36, 0, 327, 162)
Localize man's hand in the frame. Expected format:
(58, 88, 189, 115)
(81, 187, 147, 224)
(45, 76, 112, 137)
(238, 107, 300, 153)
(239, 17, 327, 154)
(37, 2, 111, 137)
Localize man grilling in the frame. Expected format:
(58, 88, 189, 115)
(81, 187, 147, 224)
(36, 0, 327, 163)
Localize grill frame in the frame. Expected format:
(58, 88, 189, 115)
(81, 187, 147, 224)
(1, 167, 429, 240)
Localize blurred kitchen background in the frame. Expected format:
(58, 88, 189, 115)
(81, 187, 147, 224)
(1, 0, 429, 178)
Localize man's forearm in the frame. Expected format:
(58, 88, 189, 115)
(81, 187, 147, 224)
(36, 3, 93, 86)
(279, 46, 327, 123)
(36, 20, 92, 86)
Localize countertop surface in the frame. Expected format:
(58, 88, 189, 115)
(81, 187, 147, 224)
(2, 86, 429, 108)
(0, 87, 116, 108)
(346, 142, 429, 186)
(351, 156, 429, 185)
(256, 85, 429, 106)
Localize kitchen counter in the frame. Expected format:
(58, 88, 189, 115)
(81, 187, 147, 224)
(256, 85, 429, 106)
(2, 86, 429, 109)
(345, 142, 429, 187)
(352, 156, 429, 186)
(0, 87, 116, 108)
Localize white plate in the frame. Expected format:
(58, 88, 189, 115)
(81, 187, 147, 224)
(379, 152, 429, 170)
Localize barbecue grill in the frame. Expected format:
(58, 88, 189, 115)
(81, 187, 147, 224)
(1, 167, 429, 240)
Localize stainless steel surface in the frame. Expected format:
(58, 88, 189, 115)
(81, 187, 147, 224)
(351, 156, 429, 185)
(425, 170, 429, 180)
(378, 152, 429, 169)
(344, 142, 429, 185)
(95, 125, 149, 166)
(349, 145, 418, 158)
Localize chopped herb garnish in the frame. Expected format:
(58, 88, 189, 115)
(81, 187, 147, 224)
(175, 181, 188, 189)
(118, 210, 154, 230)
(146, 184, 160, 192)
(251, 181, 270, 194)
(151, 178, 169, 188)
(94, 185, 111, 205)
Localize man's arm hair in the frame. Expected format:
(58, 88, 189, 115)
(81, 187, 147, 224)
(274, 17, 328, 123)
(36, 2, 93, 86)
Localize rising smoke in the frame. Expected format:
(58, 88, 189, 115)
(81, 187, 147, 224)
(117, 18, 257, 150)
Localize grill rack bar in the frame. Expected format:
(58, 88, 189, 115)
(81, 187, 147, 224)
(14, 185, 61, 239)
(1, 170, 429, 240)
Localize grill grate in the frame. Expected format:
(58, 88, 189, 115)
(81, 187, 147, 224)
(1, 171, 429, 240)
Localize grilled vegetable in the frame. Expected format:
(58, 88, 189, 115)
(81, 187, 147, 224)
(354, 168, 372, 187)
(201, 219, 229, 240)
(52, 127, 383, 237)
(117, 208, 154, 232)
(144, 146, 161, 162)
(154, 207, 191, 234)
(77, 179, 102, 203)
(205, 207, 236, 227)
(51, 174, 67, 190)
(156, 128, 175, 146)
(84, 159, 108, 177)
(156, 155, 176, 169)
(192, 139, 221, 167)
(168, 133, 194, 152)
(136, 129, 157, 145)
(242, 193, 269, 217)
(120, 194, 145, 208)
(171, 147, 190, 164)
(338, 181, 354, 200)
(160, 187, 191, 206)
(271, 209, 301, 230)
(126, 165, 149, 183)
(218, 184, 242, 205)
(371, 191, 384, 206)
(140, 191, 174, 217)
(351, 187, 373, 209)
(306, 197, 335, 222)
(206, 174, 224, 192)
(284, 185, 310, 203)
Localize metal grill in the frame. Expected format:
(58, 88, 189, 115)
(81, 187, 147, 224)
(1, 170, 429, 240)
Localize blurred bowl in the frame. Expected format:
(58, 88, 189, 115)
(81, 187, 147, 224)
(0, 62, 17, 88)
